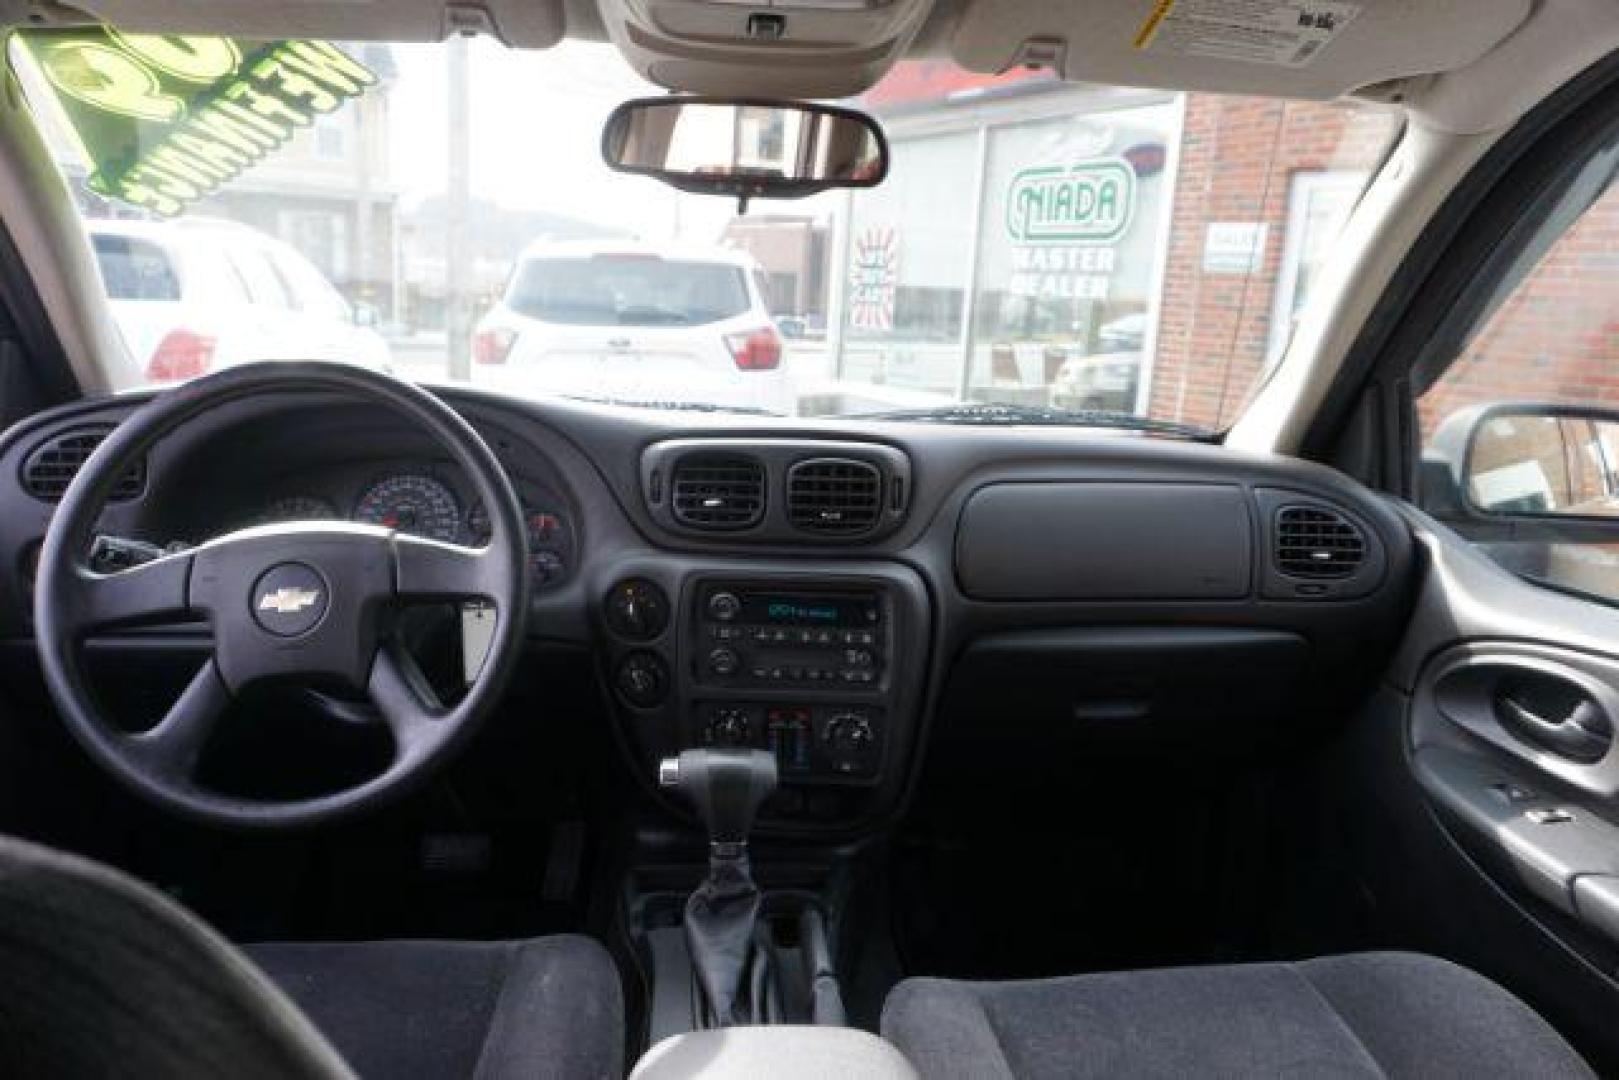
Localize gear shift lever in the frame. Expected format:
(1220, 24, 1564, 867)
(659, 749, 778, 1026)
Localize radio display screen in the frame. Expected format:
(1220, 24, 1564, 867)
(738, 593, 875, 628)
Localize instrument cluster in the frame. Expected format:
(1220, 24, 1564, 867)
(257, 471, 574, 588)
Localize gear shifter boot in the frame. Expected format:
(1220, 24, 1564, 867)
(684, 848, 763, 1025)
(659, 749, 778, 1026)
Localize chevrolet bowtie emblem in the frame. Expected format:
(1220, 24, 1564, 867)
(258, 587, 321, 615)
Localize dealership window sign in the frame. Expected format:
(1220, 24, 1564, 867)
(1004, 157, 1137, 301)
(849, 225, 900, 331)
(1006, 158, 1136, 244)
(16, 30, 376, 217)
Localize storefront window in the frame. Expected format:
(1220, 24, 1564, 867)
(824, 70, 1398, 428)
(970, 102, 1177, 412)
(837, 130, 978, 399)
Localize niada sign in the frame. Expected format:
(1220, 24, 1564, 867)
(17, 30, 375, 216)
(1006, 159, 1136, 245)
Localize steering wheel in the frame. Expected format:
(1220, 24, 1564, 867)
(33, 363, 530, 829)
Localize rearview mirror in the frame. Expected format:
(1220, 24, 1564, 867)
(1430, 404, 1619, 518)
(602, 97, 888, 207)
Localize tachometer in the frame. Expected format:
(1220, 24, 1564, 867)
(354, 474, 462, 542)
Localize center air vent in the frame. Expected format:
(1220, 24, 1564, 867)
(1275, 505, 1365, 579)
(788, 458, 883, 535)
(671, 454, 765, 530)
(21, 426, 144, 502)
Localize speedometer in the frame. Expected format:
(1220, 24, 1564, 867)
(353, 475, 462, 542)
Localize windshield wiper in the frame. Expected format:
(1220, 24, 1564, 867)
(850, 402, 1216, 440)
(564, 395, 781, 417)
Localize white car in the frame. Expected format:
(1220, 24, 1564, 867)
(88, 218, 391, 383)
(1050, 350, 1142, 414)
(472, 241, 793, 415)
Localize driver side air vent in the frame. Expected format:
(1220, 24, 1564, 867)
(671, 454, 765, 530)
(21, 426, 144, 502)
(787, 458, 883, 535)
(1275, 505, 1365, 579)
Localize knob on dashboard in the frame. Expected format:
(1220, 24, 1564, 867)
(707, 591, 742, 622)
(825, 713, 874, 755)
(616, 651, 669, 708)
(605, 579, 669, 641)
(705, 707, 753, 746)
(707, 648, 741, 677)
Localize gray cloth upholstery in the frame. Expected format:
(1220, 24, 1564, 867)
(248, 936, 624, 1080)
(881, 952, 1592, 1079)
(0, 834, 354, 1079)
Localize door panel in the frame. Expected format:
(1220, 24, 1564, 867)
(1376, 501, 1619, 1067)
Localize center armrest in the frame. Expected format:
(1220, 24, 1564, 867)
(630, 1026, 918, 1079)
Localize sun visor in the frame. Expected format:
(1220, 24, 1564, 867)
(43, 1, 566, 49)
(950, 0, 1533, 101)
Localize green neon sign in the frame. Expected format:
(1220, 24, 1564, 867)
(16, 29, 376, 216)
(1006, 159, 1136, 245)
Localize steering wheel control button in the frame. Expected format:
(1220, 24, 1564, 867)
(605, 579, 670, 641)
(250, 563, 328, 637)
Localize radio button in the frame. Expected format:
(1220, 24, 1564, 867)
(707, 648, 740, 677)
(707, 591, 742, 622)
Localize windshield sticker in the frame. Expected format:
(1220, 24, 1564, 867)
(15, 30, 375, 216)
(1133, 0, 1361, 68)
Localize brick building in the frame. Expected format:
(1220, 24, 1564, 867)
(1149, 97, 1396, 428)
(746, 62, 1408, 423)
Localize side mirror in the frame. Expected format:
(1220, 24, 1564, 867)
(1430, 404, 1619, 519)
(602, 96, 888, 207)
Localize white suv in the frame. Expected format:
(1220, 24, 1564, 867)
(472, 241, 793, 415)
(89, 218, 391, 383)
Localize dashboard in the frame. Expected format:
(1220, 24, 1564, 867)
(0, 383, 1421, 837)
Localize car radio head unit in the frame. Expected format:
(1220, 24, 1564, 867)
(699, 585, 884, 687)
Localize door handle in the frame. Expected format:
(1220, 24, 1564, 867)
(1495, 693, 1613, 763)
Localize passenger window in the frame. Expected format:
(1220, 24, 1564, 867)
(1417, 142, 1619, 603)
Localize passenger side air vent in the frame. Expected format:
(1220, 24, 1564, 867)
(788, 458, 883, 535)
(21, 426, 144, 502)
(1275, 505, 1365, 579)
(670, 454, 765, 530)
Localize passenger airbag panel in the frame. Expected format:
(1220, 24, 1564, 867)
(955, 482, 1252, 600)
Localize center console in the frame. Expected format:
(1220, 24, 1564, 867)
(595, 560, 930, 830)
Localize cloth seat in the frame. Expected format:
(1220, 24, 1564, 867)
(881, 952, 1591, 1079)
(0, 833, 622, 1080)
(248, 937, 624, 1080)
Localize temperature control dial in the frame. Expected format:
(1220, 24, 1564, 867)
(704, 707, 753, 747)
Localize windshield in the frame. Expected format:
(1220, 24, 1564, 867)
(16, 32, 1399, 429)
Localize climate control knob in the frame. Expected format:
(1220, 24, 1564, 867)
(705, 707, 753, 747)
(824, 713, 874, 755)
